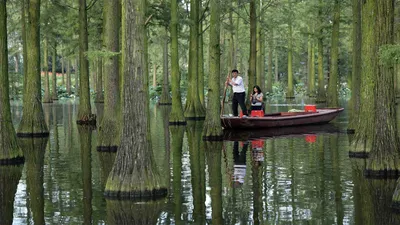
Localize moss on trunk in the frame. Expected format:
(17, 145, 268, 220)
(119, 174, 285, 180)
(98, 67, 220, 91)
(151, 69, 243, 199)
(77, 0, 95, 125)
(203, 0, 222, 140)
(169, 0, 186, 125)
(0, 1, 24, 163)
(97, 0, 121, 151)
(104, 0, 167, 199)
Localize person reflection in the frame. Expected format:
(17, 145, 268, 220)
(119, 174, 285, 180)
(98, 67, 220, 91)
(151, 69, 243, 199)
(232, 141, 248, 188)
(251, 140, 264, 165)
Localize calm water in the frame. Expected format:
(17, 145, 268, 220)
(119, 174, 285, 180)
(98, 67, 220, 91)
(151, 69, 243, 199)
(5, 99, 400, 225)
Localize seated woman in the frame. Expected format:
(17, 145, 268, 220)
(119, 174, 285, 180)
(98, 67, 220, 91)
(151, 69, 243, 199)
(250, 85, 264, 111)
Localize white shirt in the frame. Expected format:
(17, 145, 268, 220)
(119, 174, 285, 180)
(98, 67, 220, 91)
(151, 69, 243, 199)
(230, 76, 245, 93)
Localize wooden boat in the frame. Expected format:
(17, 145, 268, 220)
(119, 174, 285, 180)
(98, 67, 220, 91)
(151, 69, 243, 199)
(221, 108, 344, 129)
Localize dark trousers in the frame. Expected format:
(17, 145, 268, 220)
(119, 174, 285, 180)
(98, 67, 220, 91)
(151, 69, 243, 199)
(232, 92, 247, 116)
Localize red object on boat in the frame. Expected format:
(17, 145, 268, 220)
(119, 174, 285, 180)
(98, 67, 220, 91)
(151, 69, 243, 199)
(251, 110, 264, 117)
(304, 105, 317, 112)
(251, 140, 264, 148)
(239, 111, 243, 118)
(305, 134, 317, 143)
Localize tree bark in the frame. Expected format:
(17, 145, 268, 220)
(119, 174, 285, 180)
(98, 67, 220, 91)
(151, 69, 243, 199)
(0, 0, 24, 163)
(327, 0, 340, 107)
(77, 0, 95, 125)
(67, 59, 71, 95)
(169, 0, 186, 125)
(98, 0, 121, 151)
(203, 0, 222, 139)
(198, 11, 205, 107)
(348, 0, 362, 132)
(51, 43, 58, 100)
(159, 27, 172, 105)
(248, 0, 257, 103)
(17, 0, 49, 137)
(43, 39, 52, 103)
(95, 57, 104, 102)
(286, 0, 294, 98)
(105, 0, 167, 199)
(366, 0, 400, 177)
(184, 0, 205, 119)
(267, 29, 273, 94)
(316, 0, 326, 103)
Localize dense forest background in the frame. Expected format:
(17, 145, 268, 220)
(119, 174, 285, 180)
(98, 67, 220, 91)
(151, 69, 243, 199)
(5, 0, 354, 101)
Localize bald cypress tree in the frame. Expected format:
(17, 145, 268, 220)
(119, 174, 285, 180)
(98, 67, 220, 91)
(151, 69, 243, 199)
(104, 0, 167, 199)
(17, 0, 49, 137)
(327, 0, 340, 107)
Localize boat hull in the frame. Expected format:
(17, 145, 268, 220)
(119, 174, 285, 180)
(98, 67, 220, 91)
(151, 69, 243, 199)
(221, 108, 344, 129)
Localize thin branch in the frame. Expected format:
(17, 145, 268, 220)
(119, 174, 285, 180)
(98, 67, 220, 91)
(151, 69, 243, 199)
(51, 0, 78, 10)
(86, 0, 98, 10)
(145, 14, 154, 26)
(199, 0, 210, 22)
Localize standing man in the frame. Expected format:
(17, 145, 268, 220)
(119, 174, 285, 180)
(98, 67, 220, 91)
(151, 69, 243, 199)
(226, 69, 248, 117)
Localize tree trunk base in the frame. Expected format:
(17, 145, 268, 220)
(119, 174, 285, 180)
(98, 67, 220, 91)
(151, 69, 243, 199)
(169, 121, 186, 125)
(97, 146, 118, 152)
(0, 157, 24, 166)
(104, 187, 168, 200)
(16, 132, 49, 138)
(364, 169, 399, 179)
(77, 114, 97, 126)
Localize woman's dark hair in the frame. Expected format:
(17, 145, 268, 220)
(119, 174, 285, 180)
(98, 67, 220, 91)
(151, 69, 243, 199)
(252, 85, 262, 95)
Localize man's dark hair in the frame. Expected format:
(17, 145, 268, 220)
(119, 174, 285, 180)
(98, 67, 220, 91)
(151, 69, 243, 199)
(232, 69, 239, 73)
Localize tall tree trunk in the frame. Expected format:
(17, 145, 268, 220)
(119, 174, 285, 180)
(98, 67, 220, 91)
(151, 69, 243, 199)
(22, 0, 28, 97)
(67, 59, 71, 95)
(366, 0, 400, 177)
(274, 40, 278, 82)
(198, 10, 204, 107)
(169, 0, 186, 124)
(350, 0, 376, 156)
(248, 0, 257, 104)
(95, 57, 104, 102)
(327, 0, 340, 107)
(185, 0, 205, 119)
(316, 0, 326, 103)
(61, 56, 65, 86)
(159, 27, 171, 105)
(43, 39, 52, 103)
(0, 1, 24, 162)
(310, 42, 316, 97)
(286, 0, 294, 98)
(203, 0, 222, 139)
(51, 44, 58, 100)
(267, 29, 273, 94)
(77, 0, 95, 125)
(74, 58, 79, 95)
(17, 0, 49, 137)
(348, 0, 362, 132)
(105, 0, 167, 199)
(98, 0, 121, 151)
(256, 1, 262, 89)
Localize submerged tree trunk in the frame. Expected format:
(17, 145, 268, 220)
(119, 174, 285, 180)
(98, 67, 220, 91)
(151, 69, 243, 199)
(347, 0, 362, 132)
(169, 0, 186, 125)
(203, 0, 222, 139)
(105, 0, 167, 199)
(350, 0, 377, 157)
(77, 0, 95, 125)
(327, 0, 340, 107)
(185, 0, 205, 119)
(98, 0, 121, 151)
(17, 0, 49, 137)
(159, 27, 172, 105)
(0, 1, 24, 163)
(51, 43, 58, 100)
(365, 0, 400, 177)
(43, 39, 52, 103)
(286, 0, 294, 98)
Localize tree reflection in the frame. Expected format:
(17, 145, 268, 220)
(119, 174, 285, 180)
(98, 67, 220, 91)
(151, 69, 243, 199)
(0, 165, 23, 225)
(205, 141, 223, 225)
(251, 140, 264, 224)
(186, 121, 206, 222)
(106, 200, 165, 225)
(19, 137, 48, 225)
